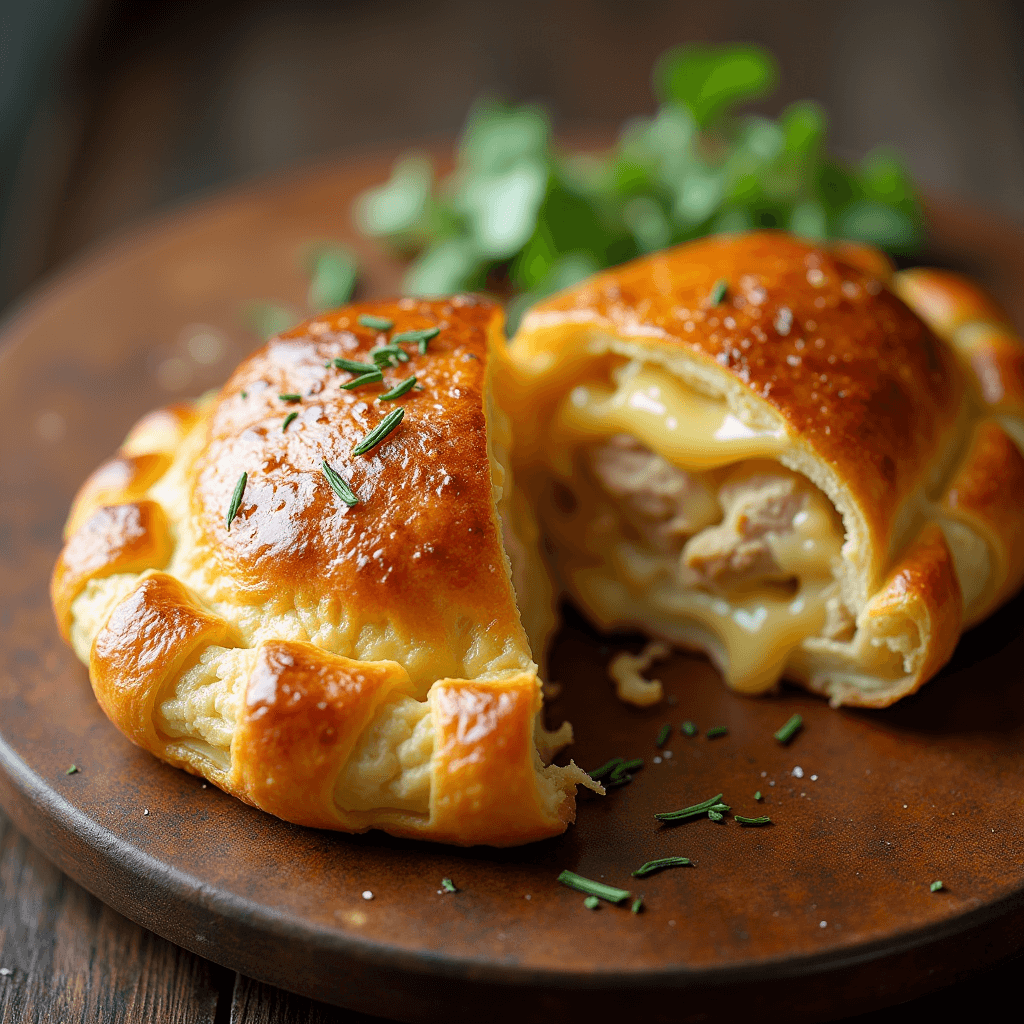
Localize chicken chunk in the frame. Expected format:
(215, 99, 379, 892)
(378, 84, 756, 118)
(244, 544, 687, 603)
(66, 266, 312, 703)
(586, 435, 720, 553)
(682, 466, 806, 592)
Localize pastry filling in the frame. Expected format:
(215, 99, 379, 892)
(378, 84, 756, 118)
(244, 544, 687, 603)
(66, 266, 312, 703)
(537, 360, 853, 694)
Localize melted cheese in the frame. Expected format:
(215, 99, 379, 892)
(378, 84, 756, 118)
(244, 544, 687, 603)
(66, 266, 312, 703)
(537, 361, 848, 695)
(551, 363, 787, 473)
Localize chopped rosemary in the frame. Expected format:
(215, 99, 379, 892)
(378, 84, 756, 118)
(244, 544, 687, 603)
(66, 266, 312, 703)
(608, 758, 643, 787)
(774, 713, 803, 745)
(632, 857, 692, 878)
(377, 376, 418, 401)
(708, 809, 724, 822)
(754, 791, 763, 801)
(588, 757, 625, 781)
(631, 896, 644, 914)
(681, 721, 697, 737)
(321, 461, 359, 507)
(226, 472, 247, 531)
(352, 407, 405, 456)
(358, 314, 394, 331)
(583, 896, 600, 910)
(557, 870, 630, 904)
(709, 803, 731, 813)
(340, 370, 384, 390)
(706, 726, 729, 739)
(392, 326, 440, 353)
(441, 878, 457, 893)
(334, 357, 378, 374)
(66, 765, 79, 775)
(241, 390, 248, 398)
(655, 723, 672, 748)
(735, 815, 772, 826)
(655, 793, 725, 823)
(282, 412, 298, 432)
(370, 344, 410, 366)
(279, 393, 301, 402)
(708, 278, 728, 305)
(930, 880, 944, 892)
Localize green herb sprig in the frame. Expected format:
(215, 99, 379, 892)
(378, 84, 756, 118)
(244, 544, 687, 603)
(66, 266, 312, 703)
(655, 723, 672, 748)
(735, 814, 772, 826)
(321, 461, 359, 507)
(655, 793, 726, 824)
(226, 472, 247, 531)
(708, 279, 728, 305)
(930, 880, 944, 893)
(352, 407, 405, 456)
(358, 314, 394, 331)
(282, 412, 298, 432)
(681, 721, 697, 737)
(340, 370, 384, 390)
(378, 376, 418, 401)
(631, 897, 644, 914)
(355, 43, 924, 332)
(392, 326, 440, 354)
(279, 393, 301, 402)
(632, 857, 692, 878)
(441, 878, 458, 893)
(334, 357, 378, 374)
(66, 765, 79, 775)
(583, 896, 600, 910)
(774, 713, 803, 744)
(706, 726, 729, 739)
(557, 870, 630, 904)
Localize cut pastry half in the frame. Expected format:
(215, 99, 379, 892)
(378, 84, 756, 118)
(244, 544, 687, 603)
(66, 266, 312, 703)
(504, 231, 1024, 707)
(52, 296, 596, 847)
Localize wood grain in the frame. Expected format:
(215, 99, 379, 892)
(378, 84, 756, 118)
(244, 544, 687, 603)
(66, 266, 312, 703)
(0, 810, 222, 1024)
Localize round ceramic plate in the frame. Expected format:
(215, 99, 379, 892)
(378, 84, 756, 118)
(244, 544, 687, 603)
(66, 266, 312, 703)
(2, 157, 1024, 1023)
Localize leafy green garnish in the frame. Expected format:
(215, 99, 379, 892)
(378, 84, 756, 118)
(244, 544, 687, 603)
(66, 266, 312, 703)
(355, 43, 923, 332)
(307, 246, 358, 311)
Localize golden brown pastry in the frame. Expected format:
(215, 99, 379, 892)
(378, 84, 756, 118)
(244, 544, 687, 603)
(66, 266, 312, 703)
(52, 296, 595, 846)
(503, 231, 1024, 707)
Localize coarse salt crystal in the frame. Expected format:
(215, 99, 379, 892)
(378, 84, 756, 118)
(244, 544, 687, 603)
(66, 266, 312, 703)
(792, 766, 804, 778)
(0, 968, 11, 977)
(820, 921, 827, 929)
(362, 890, 374, 901)
(653, 756, 662, 764)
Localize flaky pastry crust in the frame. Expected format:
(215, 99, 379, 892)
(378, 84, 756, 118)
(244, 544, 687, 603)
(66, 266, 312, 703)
(53, 297, 592, 846)
(505, 231, 1024, 707)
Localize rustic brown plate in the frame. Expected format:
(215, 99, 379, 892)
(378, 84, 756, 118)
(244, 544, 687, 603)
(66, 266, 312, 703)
(2, 156, 1024, 1024)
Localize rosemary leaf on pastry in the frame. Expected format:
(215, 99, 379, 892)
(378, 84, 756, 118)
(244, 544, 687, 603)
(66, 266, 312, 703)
(370, 344, 411, 367)
(557, 870, 630, 904)
(681, 721, 698, 737)
(441, 878, 457, 893)
(352, 407, 405, 456)
(377, 376, 418, 401)
(706, 725, 729, 739)
(631, 897, 644, 914)
(607, 757, 643, 787)
(226, 472, 247, 531)
(282, 412, 299, 432)
(655, 793, 725, 823)
(392, 326, 440, 354)
(66, 765, 79, 775)
(583, 896, 600, 910)
(321, 461, 360, 507)
(735, 815, 772, 826)
(655, 723, 672, 747)
(358, 314, 394, 331)
(930, 880, 944, 892)
(708, 278, 728, 305)
(632, 857, 692, 878)
(278, 393, 302, 402)
(774, 713, 803, 744)
(754, 791, 763, 801)
(334, 357, 378, 374)
(340, 370, 384, 390)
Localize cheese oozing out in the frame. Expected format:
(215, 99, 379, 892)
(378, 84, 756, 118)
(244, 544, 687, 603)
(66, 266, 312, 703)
(536, 360, 851, 694)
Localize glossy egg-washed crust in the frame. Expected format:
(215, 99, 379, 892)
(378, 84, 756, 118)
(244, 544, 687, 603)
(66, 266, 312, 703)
(53, 297, 592, 847)
(508, 231, 1024, 707)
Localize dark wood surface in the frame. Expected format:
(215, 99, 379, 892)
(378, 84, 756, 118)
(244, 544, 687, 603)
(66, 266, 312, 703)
(3, 155, 1024, 1022)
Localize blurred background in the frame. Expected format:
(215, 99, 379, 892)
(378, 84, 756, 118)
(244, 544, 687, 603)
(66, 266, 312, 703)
(3, 0, 1024, 316)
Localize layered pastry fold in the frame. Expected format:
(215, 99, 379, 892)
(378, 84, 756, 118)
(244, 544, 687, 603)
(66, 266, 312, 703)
(504, 232, 1024, 707)
(52, 297, 594, 846)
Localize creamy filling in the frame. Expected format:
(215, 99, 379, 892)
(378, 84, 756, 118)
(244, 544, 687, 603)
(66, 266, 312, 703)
(538, 360, 854, 694)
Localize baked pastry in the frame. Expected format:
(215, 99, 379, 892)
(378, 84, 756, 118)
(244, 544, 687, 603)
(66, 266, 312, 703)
(503, 231, 1024, 707)
(52, 296, 596, 846)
